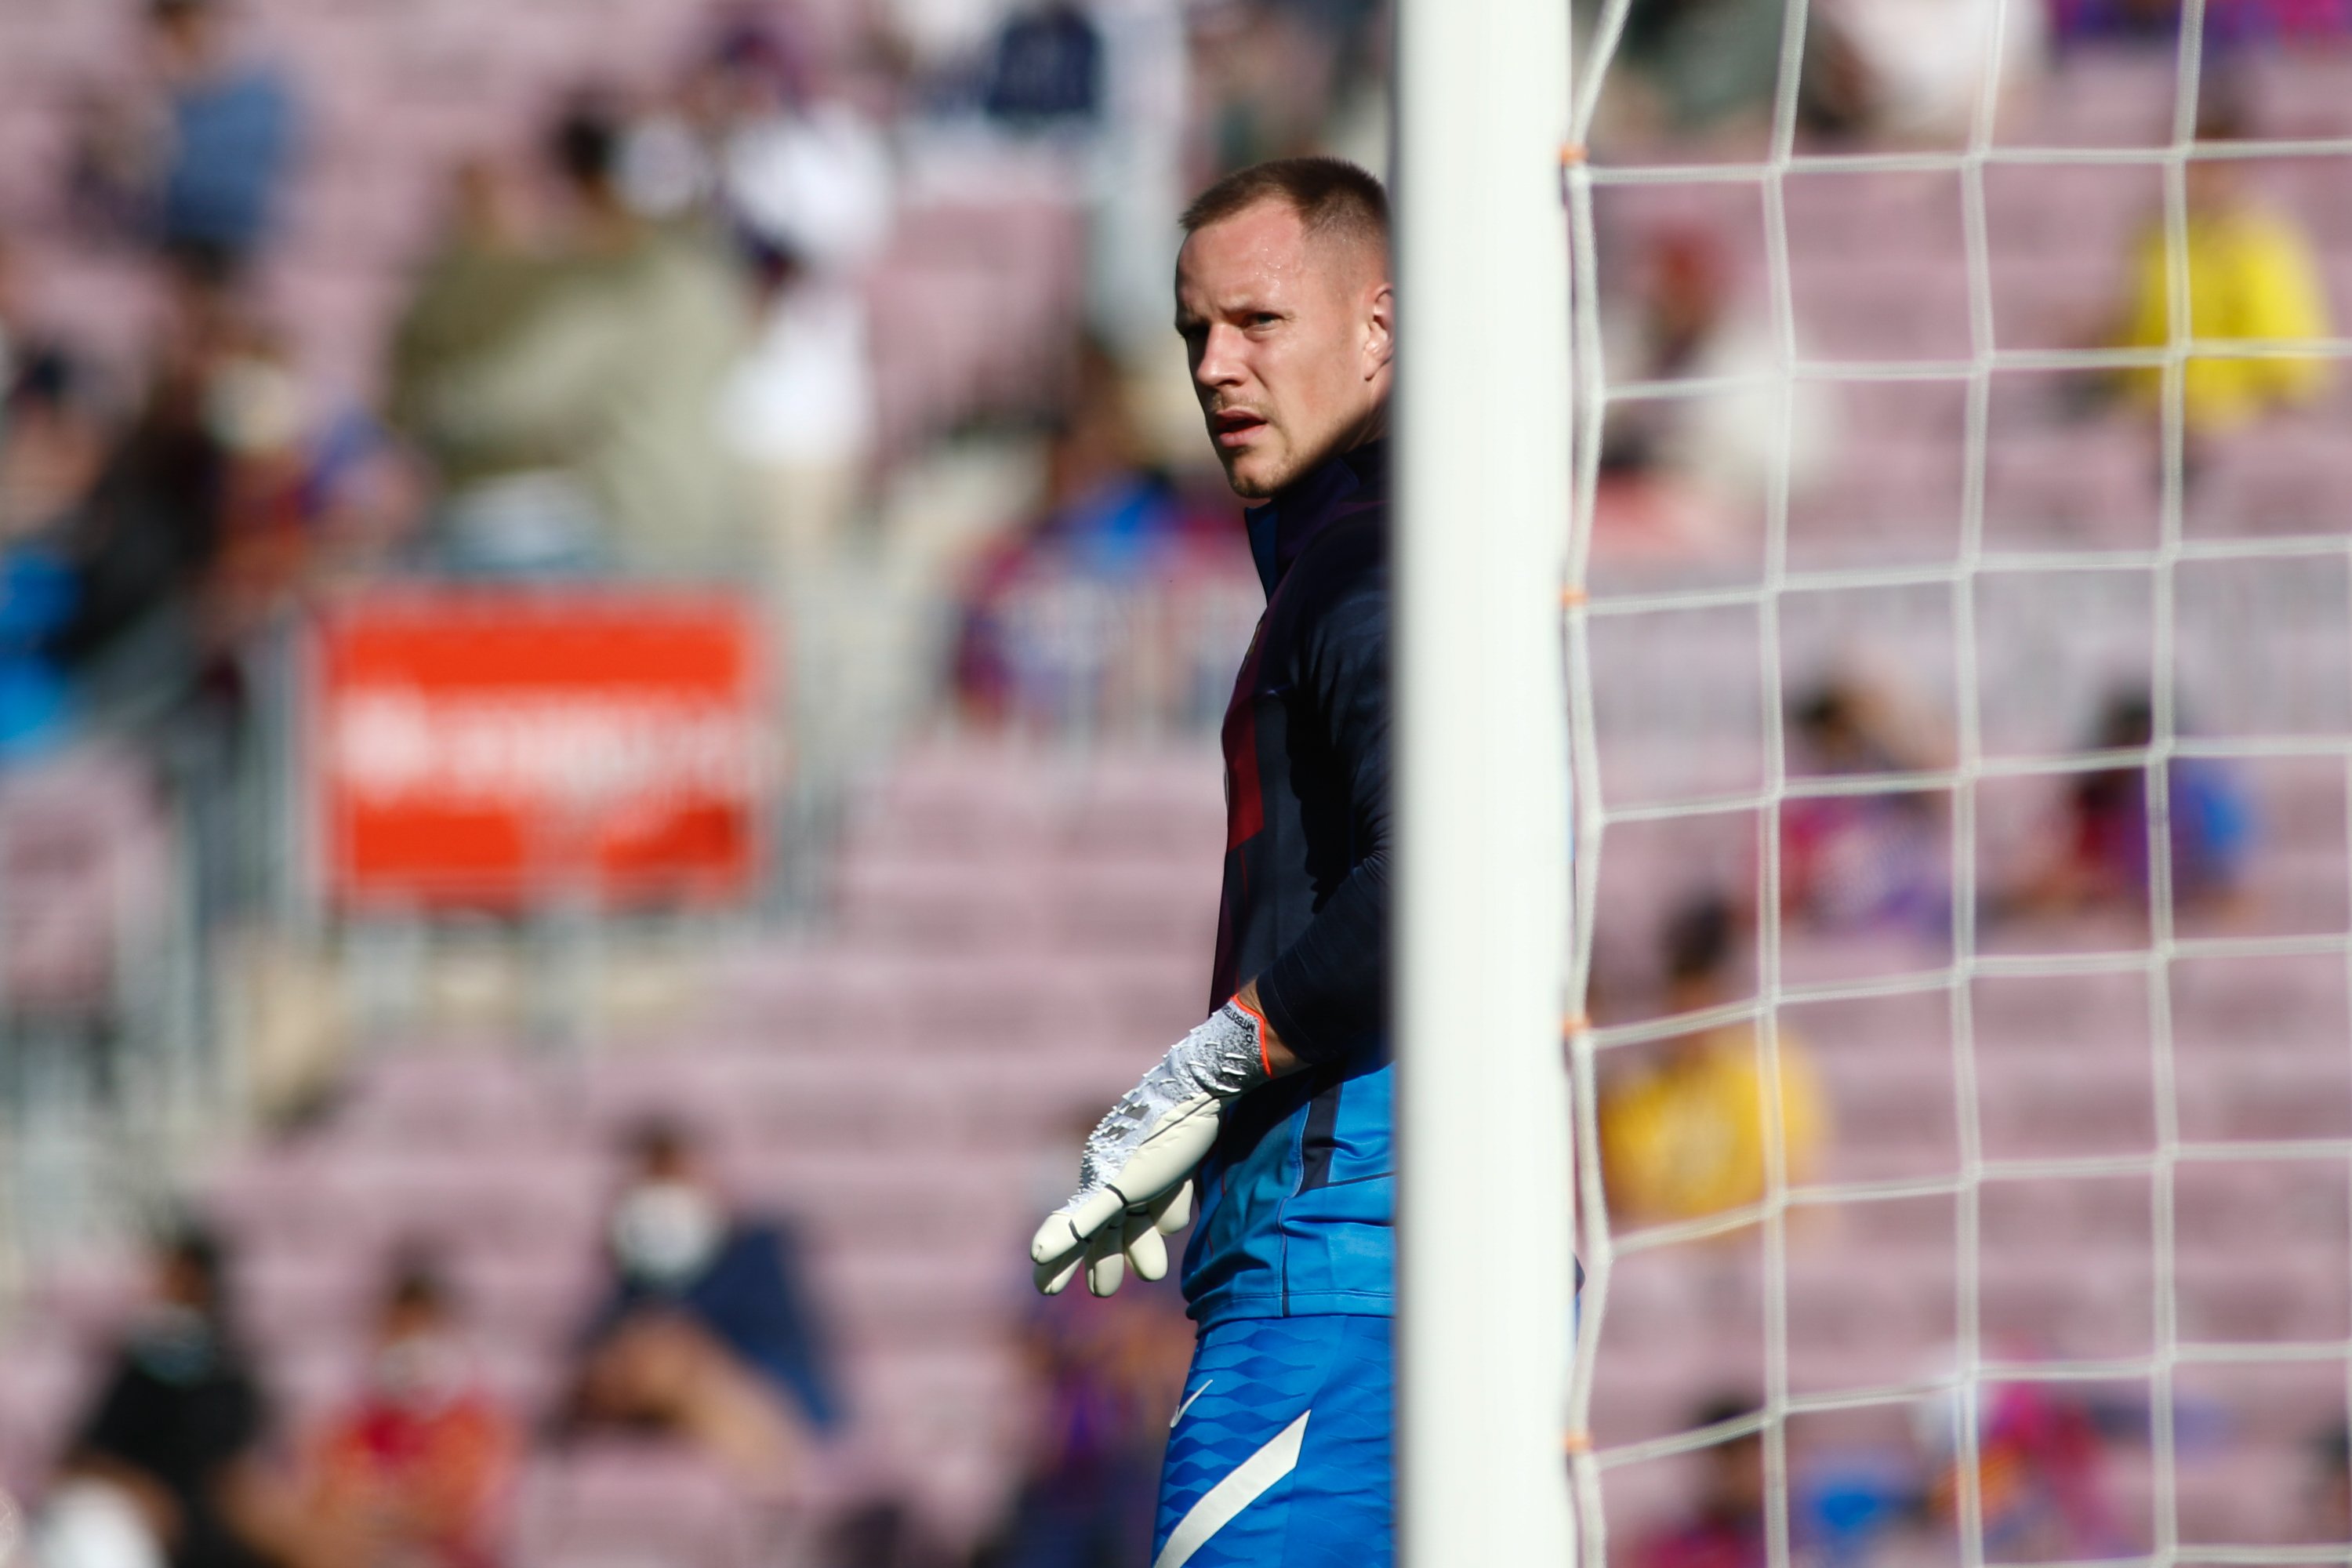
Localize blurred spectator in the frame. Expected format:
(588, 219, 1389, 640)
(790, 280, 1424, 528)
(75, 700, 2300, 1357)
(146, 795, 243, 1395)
(2008, 688, 2252, 923)
(616, 5, 815, 226)
(978, 1284, 1191, 1568)
(1070, 1, 1218, 358)
(566, 1120, 842, 1488)
(697, 17, 895, 281)
(2052, 0, 2188, 47)
(37, 273, 234, 703)
(383, 161, 543, 461)
(1632, 1399, 1766, 1568)
(982, 2, 1105, 132)
(304, 1258, 520, 1568)
(1802, 0, 2045, 146)
(2, 343, 111, 545)
(953, 343, 1243, 730)
(1782, 678, 1948, 940)
(63, 78, 165, 249)
(1600, 898, 1828, 1226)
(978, 1104, 1196, 1568)
(0, 238, 109, 543)
(1597, 227, 1836, 554)
(391, 100, 750, 576)
(1190, 5, 1348, 172)
(1580, 0, 1788, 143)
(2310, 1422, 2350, 1541)
(28, 260, 401, 682)
(0, 236, 22, 396)
(146, 0, 299, 276)
(198, 308, 325, 648)
(1921, 1379, 2126, 1558)
(694, 16, 896, 572)
(2053, 0, 2352, 53)
(2111, 103, 2332, 446)
(2, 241, 111, 601)
(0, 318, 87, 753)
(40, 1225, 335, 1568)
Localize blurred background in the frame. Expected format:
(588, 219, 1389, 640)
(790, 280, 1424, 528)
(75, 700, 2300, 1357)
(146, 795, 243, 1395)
(1576, 2, 2352, 1565)
(0, 0, 2347, 1564)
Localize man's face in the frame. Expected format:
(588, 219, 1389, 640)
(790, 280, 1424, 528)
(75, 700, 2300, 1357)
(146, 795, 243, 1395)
(1174, 199, 1392, 499)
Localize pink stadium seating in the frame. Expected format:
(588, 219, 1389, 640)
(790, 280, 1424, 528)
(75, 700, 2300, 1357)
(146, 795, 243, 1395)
(511, 1441, 766, 1568)
(2005, 55, 2180, 147)
(333, 1046, 568, 1148)
(1791, 253, 1976, 364)
(1781, 171, 1966, 266)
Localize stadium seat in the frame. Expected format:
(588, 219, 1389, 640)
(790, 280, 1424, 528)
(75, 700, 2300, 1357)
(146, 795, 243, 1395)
(510, 1441, 766, 1568)
(2005, 55, 2179, 148)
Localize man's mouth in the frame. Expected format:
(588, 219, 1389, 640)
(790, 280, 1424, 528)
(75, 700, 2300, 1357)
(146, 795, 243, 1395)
(1211, 409, 1267, 450)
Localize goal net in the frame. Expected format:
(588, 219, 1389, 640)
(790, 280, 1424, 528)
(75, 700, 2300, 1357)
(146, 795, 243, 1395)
(1557, 2, 2352, 1563)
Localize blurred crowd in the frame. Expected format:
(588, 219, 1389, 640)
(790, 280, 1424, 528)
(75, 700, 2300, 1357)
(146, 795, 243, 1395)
(1585, 5, 2343, 561)
(1584, 0, 2352, 146)
(1579, 11, 2335, 1548)
(1626, 1386, 2352, 1566)
(22, 1098, 1205, 1568)
(0, 0, 1392, 772)
(1599, 670, 2256, 1203)
(1595, 670, 2265, 1561)
(34, 1120, 866, 1568)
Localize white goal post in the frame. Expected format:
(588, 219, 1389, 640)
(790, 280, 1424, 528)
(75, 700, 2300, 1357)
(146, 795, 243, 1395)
(1395, 0, 1580, 1563)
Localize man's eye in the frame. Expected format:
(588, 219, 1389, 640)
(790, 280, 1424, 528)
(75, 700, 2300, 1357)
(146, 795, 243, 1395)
(1250, 313, 1279, 328)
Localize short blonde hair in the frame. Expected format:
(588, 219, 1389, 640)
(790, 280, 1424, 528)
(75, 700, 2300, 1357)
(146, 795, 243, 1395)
(1180, 157, 1389, 262)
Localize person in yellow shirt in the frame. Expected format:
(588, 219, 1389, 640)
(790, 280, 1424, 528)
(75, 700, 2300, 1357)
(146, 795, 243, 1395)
(1601, 897, 1829, 1227)
(2114, 107, 2332, 435)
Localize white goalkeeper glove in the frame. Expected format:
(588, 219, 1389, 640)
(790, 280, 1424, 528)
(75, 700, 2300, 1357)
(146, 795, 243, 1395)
(1031, 999, 1272, 1298)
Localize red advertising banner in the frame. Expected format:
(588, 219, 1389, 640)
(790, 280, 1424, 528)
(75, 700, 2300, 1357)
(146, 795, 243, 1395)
(311, 590, 766, 909)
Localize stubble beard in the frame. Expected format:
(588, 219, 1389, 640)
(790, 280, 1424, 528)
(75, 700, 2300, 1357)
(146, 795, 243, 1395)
(1220, 437, 1295, 500)
(1226, 466, 1278, 500)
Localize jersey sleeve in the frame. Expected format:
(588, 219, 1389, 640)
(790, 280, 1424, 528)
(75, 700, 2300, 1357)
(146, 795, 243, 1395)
(1252, 563, 1390, 1065)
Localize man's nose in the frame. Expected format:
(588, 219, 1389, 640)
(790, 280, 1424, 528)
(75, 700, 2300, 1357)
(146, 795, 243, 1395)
(1194, 325, 1246, 389)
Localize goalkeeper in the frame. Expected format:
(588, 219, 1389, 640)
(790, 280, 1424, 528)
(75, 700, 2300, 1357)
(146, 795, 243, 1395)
(1029, 157, 1396, 1568)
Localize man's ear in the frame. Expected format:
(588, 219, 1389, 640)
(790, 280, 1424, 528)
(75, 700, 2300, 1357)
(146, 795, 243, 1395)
(1363, 280, 1396, 380)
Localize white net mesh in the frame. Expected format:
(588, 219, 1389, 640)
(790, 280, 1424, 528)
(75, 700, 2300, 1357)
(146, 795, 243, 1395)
(1561, 2, 2352, 1561)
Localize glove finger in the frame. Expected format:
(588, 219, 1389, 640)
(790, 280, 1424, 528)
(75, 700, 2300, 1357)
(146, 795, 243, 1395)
(1124, 1211, 1168, 1282)
(1029, 1188, 1125, 1266)
(1085, 1228, 1126, 1298)
(1152, 1179, 1194, 1236)
(1033, 1251, 1083, 1296)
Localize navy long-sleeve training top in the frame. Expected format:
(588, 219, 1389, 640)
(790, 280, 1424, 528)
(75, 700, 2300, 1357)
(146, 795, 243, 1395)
(1184, 437, 1393, 1327)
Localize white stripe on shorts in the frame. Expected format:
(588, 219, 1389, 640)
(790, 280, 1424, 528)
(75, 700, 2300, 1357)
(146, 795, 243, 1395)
(1152, 1410, 1312, 1568)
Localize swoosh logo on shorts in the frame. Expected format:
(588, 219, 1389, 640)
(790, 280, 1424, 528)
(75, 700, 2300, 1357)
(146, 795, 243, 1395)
(1152, 1410, 1311, 1568)
(1170, 1380, 1214, 1429)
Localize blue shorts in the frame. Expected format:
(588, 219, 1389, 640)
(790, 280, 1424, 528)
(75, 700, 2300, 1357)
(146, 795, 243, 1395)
(1152, 1316, 1393, 1568)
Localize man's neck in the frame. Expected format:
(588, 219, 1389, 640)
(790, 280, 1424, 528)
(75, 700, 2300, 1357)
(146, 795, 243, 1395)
(1344, 398, 1390, 456)
(1272, 404, 1389, 501)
